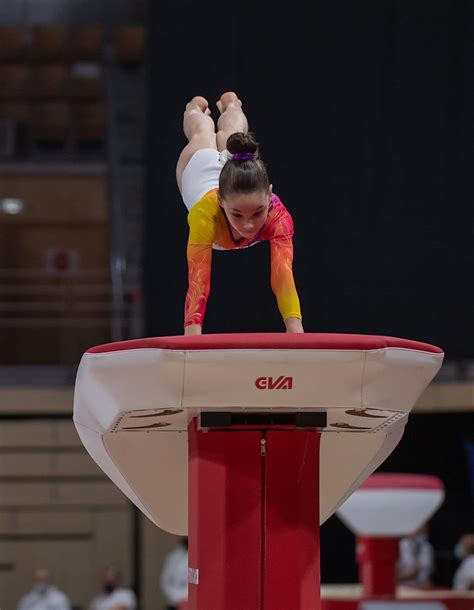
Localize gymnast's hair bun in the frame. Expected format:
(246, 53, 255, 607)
(219, 131, 269, 197)
(226, 132, 260, 159)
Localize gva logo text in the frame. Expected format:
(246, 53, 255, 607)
(255, 376, 293, 390)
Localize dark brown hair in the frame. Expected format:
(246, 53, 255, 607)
(219, 132, 270, 199)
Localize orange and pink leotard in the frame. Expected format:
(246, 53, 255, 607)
(184, 188, 302, 328)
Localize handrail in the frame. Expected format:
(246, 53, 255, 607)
(0, 267, 116, 330)
(0, 319, 111, 328)
(0, 268, 110, 278)
(0, 285, 112, 295)
(0, 303, 112, 312)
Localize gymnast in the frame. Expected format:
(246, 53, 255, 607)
(176, 91, 304, 336)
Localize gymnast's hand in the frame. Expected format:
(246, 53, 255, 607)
(185, 324, 202, 336)
(285, 317, 304, 333)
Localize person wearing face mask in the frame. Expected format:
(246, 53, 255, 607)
(89, 567, 136, 610)
(160, 538, 189, 610)
(17, 568, 71, 610)
(176, 92, 303, 336)
(396, 524, 435, 586)
(453, 534, 474, 591)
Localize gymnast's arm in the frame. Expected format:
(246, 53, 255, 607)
(184, 211, 214, 335)
(269, 233, 304, 333)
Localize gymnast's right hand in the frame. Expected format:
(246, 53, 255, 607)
(184, 324, 202, 336)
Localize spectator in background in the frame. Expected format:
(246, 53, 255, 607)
(17, 568, 71, 610)
(160, 538, 188, 610)
(453, 534, 474, 591)
(89, 566, 136, 610)
(397, 524, 435, 586)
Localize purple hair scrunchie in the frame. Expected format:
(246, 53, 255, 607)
(232, 152, 255, 161)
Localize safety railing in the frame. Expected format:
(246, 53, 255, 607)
(0, 268, 119, 366)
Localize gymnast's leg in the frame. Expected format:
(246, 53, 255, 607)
(216, 91, 249, 152)
(176, 96, 217, 190)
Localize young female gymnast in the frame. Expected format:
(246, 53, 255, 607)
(176, 91, 304, 336)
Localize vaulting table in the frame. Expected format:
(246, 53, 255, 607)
(73, 333, 444, 610)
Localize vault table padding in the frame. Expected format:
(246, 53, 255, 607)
(73, 333, 443, 534)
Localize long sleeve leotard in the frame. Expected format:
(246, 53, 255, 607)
(185, 188, 302, 329)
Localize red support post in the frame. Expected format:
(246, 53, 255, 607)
(188, 418, 321, 610)
(356, 536, 399, 598)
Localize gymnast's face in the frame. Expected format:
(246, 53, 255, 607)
(219, 188, 272, 239)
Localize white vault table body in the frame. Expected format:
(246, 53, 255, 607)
(73, 333, 444, 534)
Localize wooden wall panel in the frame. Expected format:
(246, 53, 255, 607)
(0, 452, 103, 477)
(50, 452, 103, 477)
(0, 482, 125, 507)
(2, 223, 109, 268)
(0, 388, 74, 415)
(0, 172, 111, 365)
(0, 483, 52, 506)
(141, 514, 182, 610)
(56, 482, 128, 506)
(0, 510, 92, 535)
(0, 326, 112, 365)
(0, 413, 133, 610)
(0, 175, 107, 223)
(0, 422, 57, 447)
(55, 420, 83, 445)
(0, 421, 85, 448)
(0, 454, 51, 476)
(91, 510, 133, 581)
(0, 510, 135, 610)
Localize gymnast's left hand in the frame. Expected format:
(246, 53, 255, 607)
(284, 317, 304, 333)
(184, 324, 202, 336)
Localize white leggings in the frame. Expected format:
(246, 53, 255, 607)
(179, 148, 230, 210)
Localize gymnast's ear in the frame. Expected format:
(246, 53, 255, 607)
(269, 184, 273, 195)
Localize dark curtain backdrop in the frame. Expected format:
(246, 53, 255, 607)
(145, 0, 473, 358)
(145, 0, 474, 584)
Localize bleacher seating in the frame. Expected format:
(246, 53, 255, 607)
(69, 25, 103, 61)
(0, 63, 29, 99)
(30, 25, 68, 61)
(0, 23, 146, 154)
(0, 26, 29, 61)
(113, 25, 147, 65)
(73, 102, 106, 142)
(69, 63, 103, 100)
(0, 102, 30, 123)
(30, 63, 68, 100)
(32, 102, 70, 142)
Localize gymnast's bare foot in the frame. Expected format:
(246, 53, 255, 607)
(216, 92, 248, 150)
(186, 95, 212, 116)
(177, 96, 217, 188)
(216, 91, 242, 114)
